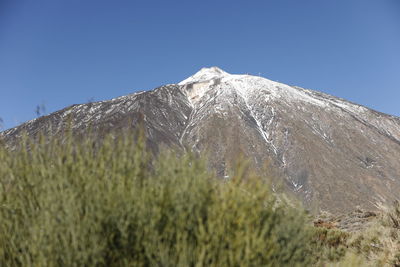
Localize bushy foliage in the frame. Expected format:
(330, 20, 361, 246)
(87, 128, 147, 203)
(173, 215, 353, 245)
(0, 132, 319, 266)
(312, 228, 349, 262)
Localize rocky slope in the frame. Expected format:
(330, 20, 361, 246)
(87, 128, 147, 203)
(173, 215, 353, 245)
(2, 67, 400, 214)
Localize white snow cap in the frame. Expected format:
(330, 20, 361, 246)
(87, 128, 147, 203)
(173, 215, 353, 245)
(178, 67, 231, 85)
(178, 66, 367, 115)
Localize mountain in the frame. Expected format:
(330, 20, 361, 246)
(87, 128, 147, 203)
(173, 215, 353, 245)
(2, 67, 400, 214)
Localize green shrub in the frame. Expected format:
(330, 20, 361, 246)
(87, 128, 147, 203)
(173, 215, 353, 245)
(0, 132, 321, 266)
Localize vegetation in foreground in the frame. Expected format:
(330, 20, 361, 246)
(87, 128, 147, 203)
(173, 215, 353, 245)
(0, 132, 399, 266)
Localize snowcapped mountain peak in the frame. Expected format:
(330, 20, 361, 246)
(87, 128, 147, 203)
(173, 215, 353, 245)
(3, 67, 400, 215)
(178, 66, 230, 85)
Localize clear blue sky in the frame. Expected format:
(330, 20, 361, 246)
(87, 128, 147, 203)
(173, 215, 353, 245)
(1, 0, 399, 130)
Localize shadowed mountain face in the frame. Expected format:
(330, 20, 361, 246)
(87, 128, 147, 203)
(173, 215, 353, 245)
(2, 67, 400, 214)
